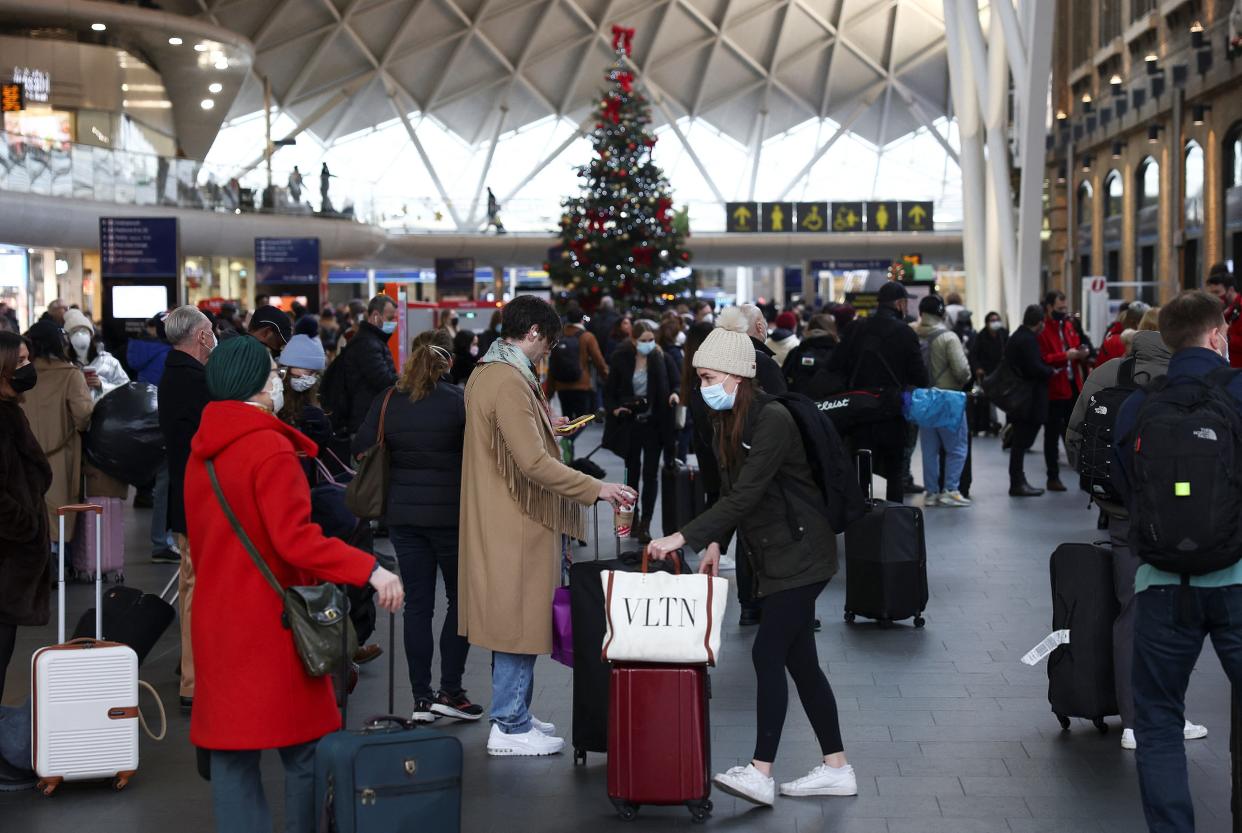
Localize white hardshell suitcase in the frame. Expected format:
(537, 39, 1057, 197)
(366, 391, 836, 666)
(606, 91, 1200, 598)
(31, 505, 140, 796)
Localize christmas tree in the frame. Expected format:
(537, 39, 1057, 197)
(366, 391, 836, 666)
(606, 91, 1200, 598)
(548, 26, 691, 305)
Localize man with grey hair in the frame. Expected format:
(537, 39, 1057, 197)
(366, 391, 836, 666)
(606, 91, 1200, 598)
(158, 304, 216, 714)
(737, 303, 787, 396)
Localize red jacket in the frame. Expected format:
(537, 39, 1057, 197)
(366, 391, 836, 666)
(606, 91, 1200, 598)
(185, 401, 375, 750)
(1226, 296, 1242, 369)
(1095, 333, 1127, 368)
(1037, 315, 1086, 401)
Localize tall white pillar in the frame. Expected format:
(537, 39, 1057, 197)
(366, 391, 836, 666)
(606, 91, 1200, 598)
(942, 0, 987, 314)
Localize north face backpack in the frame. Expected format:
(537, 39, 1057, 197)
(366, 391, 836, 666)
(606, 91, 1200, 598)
(745, 393, 866, 533)
(549, 332, 583, 384)
(1077, 356, 1143, 503)
(1128, 367, 1242, 575)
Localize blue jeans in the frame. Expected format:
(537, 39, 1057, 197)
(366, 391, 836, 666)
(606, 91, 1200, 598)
(389, 524, 470, 701)
(491, 652, 536, 734)
(150, 461, 172, 554)
(919, 416, 968, 493)
(210, 741, 317, 833)
(1133, 584, 1242, 833)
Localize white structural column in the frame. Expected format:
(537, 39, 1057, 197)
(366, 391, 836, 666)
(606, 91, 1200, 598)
(941, 0, 987, 316)
(943, 0, 1053, 326)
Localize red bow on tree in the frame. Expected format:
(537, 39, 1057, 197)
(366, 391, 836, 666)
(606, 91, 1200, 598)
(611, 25, 635, 56)
(614, 71, 634, 93)
(602, 94, 621, 124)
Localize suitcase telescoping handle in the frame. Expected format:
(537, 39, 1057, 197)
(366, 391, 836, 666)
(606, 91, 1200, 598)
(56, 504, 103, 644)
(855, 450, 874, 506)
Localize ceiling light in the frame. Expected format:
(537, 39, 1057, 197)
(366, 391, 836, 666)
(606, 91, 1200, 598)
(1056, 162, 1067, 185)
(1147, 124, 1162, 143)
(168, 37, 183, 46)
(1193, 104, 1211, 125)
(200, 98, 215, 110)
(214, 58, 229, 70)
(1145, 53, 1160, 75)
(1111, 141, 1123, 159)
(91, 22, 106, 31)
(1056, 109, 1068, 120)
(194, 42, 209, 52)
(1191, 20, 1205, 49)
(208, 82, 222, 93)
(1081, 93, 1092, 103)
(1081, 154, 1093, 173)
(121, 83, 129, 91)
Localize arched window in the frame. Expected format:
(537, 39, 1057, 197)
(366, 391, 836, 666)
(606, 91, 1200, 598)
(1137, 157, 1159, 209)
(1077, 181, 1093, 226)
(1185, 140, 1204, 227)
(1227, 124, 1242, 190)
(1105, 170, 1123, 216)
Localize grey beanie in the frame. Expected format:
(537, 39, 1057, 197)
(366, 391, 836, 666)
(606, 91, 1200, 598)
(278, 334, 326, 371)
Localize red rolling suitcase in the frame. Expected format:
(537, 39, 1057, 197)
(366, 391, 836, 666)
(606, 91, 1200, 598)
(607, 663, 712, 823)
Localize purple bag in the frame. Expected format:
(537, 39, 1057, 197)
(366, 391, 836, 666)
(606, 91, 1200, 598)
(552, 586, 574, 667)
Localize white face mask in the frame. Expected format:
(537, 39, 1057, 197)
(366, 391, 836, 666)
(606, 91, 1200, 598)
(675, 331, 686, 347)
(268, 375, 285, 413)
(70, 331, 92, 355)
(469, 344, 479, 357)
(988, 320, 1004, 331)
(290, 373, 318, 392)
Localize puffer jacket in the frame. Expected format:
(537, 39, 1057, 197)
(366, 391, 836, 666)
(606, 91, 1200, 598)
(680, 394, 836, 599)
(1066, 329, 1171, 477)
(914, 314, 971, 391)
(353, 381, 465, 528)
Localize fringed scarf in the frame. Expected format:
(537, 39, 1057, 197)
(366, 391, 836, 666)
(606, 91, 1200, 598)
(477, 338, 587, 540)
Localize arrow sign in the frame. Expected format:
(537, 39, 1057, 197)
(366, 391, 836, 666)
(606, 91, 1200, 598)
(901, 201, 934, 231)
(726, 202, 759, 233)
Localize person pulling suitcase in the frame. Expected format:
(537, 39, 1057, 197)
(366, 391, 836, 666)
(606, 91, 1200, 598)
(648, 318, 856, 806)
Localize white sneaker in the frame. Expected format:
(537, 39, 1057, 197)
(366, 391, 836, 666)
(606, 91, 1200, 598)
(941, 490, 973, 507)
(712, 764, 775, 806)
(531, 716, 556, 735)
(486, 723, 564, 757)
(779, 763, 858, 797)
(1121, 728, 1136, 750)
(718, 554, 736, 571)
(1184, 720, 1208, 741)
(924, 492, 942, 507)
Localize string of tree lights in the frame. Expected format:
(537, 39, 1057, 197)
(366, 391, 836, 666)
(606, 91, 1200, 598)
(547, 25, 692, 304)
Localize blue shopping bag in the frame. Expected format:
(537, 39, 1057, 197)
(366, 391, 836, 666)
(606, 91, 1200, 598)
(903, 387, 967, 430)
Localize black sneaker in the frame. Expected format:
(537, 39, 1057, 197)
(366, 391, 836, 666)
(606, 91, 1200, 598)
(151, 548, 181, 565)
(411, 698, 439, 724)
(430, 690, 484, 721)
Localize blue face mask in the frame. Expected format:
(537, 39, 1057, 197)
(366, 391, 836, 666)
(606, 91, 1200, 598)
(636, 341, 655, 356)
(701, 380, 736, 411)
(381, 321, 397, 335)
(494, 324, 502, 333)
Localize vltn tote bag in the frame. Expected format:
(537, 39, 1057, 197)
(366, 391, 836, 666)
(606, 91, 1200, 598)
(600, 549, 728, 665)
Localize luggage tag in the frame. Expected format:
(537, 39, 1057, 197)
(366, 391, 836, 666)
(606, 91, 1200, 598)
(1020, 630, 1070, 665)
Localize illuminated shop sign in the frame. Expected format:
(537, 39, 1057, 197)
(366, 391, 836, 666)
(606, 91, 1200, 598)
(12, 67, 50, 103)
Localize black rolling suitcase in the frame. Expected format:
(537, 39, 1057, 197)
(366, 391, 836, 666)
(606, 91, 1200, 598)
(71, 571, 178, 665)
(570, 507, 685, 764)
(1048, 543, 1118, 732)
(659, 461, 707, 536)
(843, 449, 928, 627)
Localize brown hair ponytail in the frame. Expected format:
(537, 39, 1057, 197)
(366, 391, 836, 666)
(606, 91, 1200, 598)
(400, 328, 453, 401)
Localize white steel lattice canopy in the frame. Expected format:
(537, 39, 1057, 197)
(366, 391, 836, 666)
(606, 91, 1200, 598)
(161, 0, 956, 149)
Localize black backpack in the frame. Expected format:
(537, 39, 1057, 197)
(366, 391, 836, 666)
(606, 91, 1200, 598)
(784, 340, 846, 400)
(320, 346, 351, 431)
(1127, 367, 1242, 575)
(1077, 356, 1143, 503)
(745, 393, 866, 533)
(549, 332, 583, 383)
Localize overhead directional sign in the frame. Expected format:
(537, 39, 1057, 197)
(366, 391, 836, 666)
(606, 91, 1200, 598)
(865, 201, 899, 232)
(761, 202, 793, 233)
(99, 218, 179, 278)
(725, 202, 758, 232)
(795, 202, 828, 232)
(255, 237, 320, 283)
(831, 202, 864, 232)
(435, 257, 475, 298)
(901, 201, 934, 231)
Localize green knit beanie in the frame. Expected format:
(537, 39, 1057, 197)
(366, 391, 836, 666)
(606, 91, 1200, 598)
(207, 335, 273, 401)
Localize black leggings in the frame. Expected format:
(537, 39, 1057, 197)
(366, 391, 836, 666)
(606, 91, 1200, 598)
(752, 581, 843, 763)
(0, 623, 16, 704)
(624, 420, 664, 521)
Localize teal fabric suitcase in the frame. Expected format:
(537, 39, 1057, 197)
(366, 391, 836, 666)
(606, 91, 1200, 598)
(314, 717, 462, 833)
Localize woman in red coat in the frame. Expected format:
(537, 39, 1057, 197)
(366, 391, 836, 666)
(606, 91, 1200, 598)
(184, 335, 403, 833)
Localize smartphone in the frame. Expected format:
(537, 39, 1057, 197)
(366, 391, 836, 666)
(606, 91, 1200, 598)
(556, 413, 596, 434)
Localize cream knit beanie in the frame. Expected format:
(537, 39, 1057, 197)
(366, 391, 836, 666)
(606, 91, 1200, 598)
(692, 306, 756, 378)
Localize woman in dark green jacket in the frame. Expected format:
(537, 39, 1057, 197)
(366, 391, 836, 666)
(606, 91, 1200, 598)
(647, 307, 854, 807)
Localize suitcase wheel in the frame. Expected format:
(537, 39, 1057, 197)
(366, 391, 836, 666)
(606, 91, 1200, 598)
(913, 615, 925, 629)
(611, 798, 638, 821)
(687, 799, 712, 823)
(573, 748, 586, 767)
(844, 611, 856, 624)
(1056, 714, 1071, 730)
(1093, 719, 1108, 735)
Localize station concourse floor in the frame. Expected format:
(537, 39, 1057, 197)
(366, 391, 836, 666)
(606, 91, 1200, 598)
(1, 426, 1236, 833)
